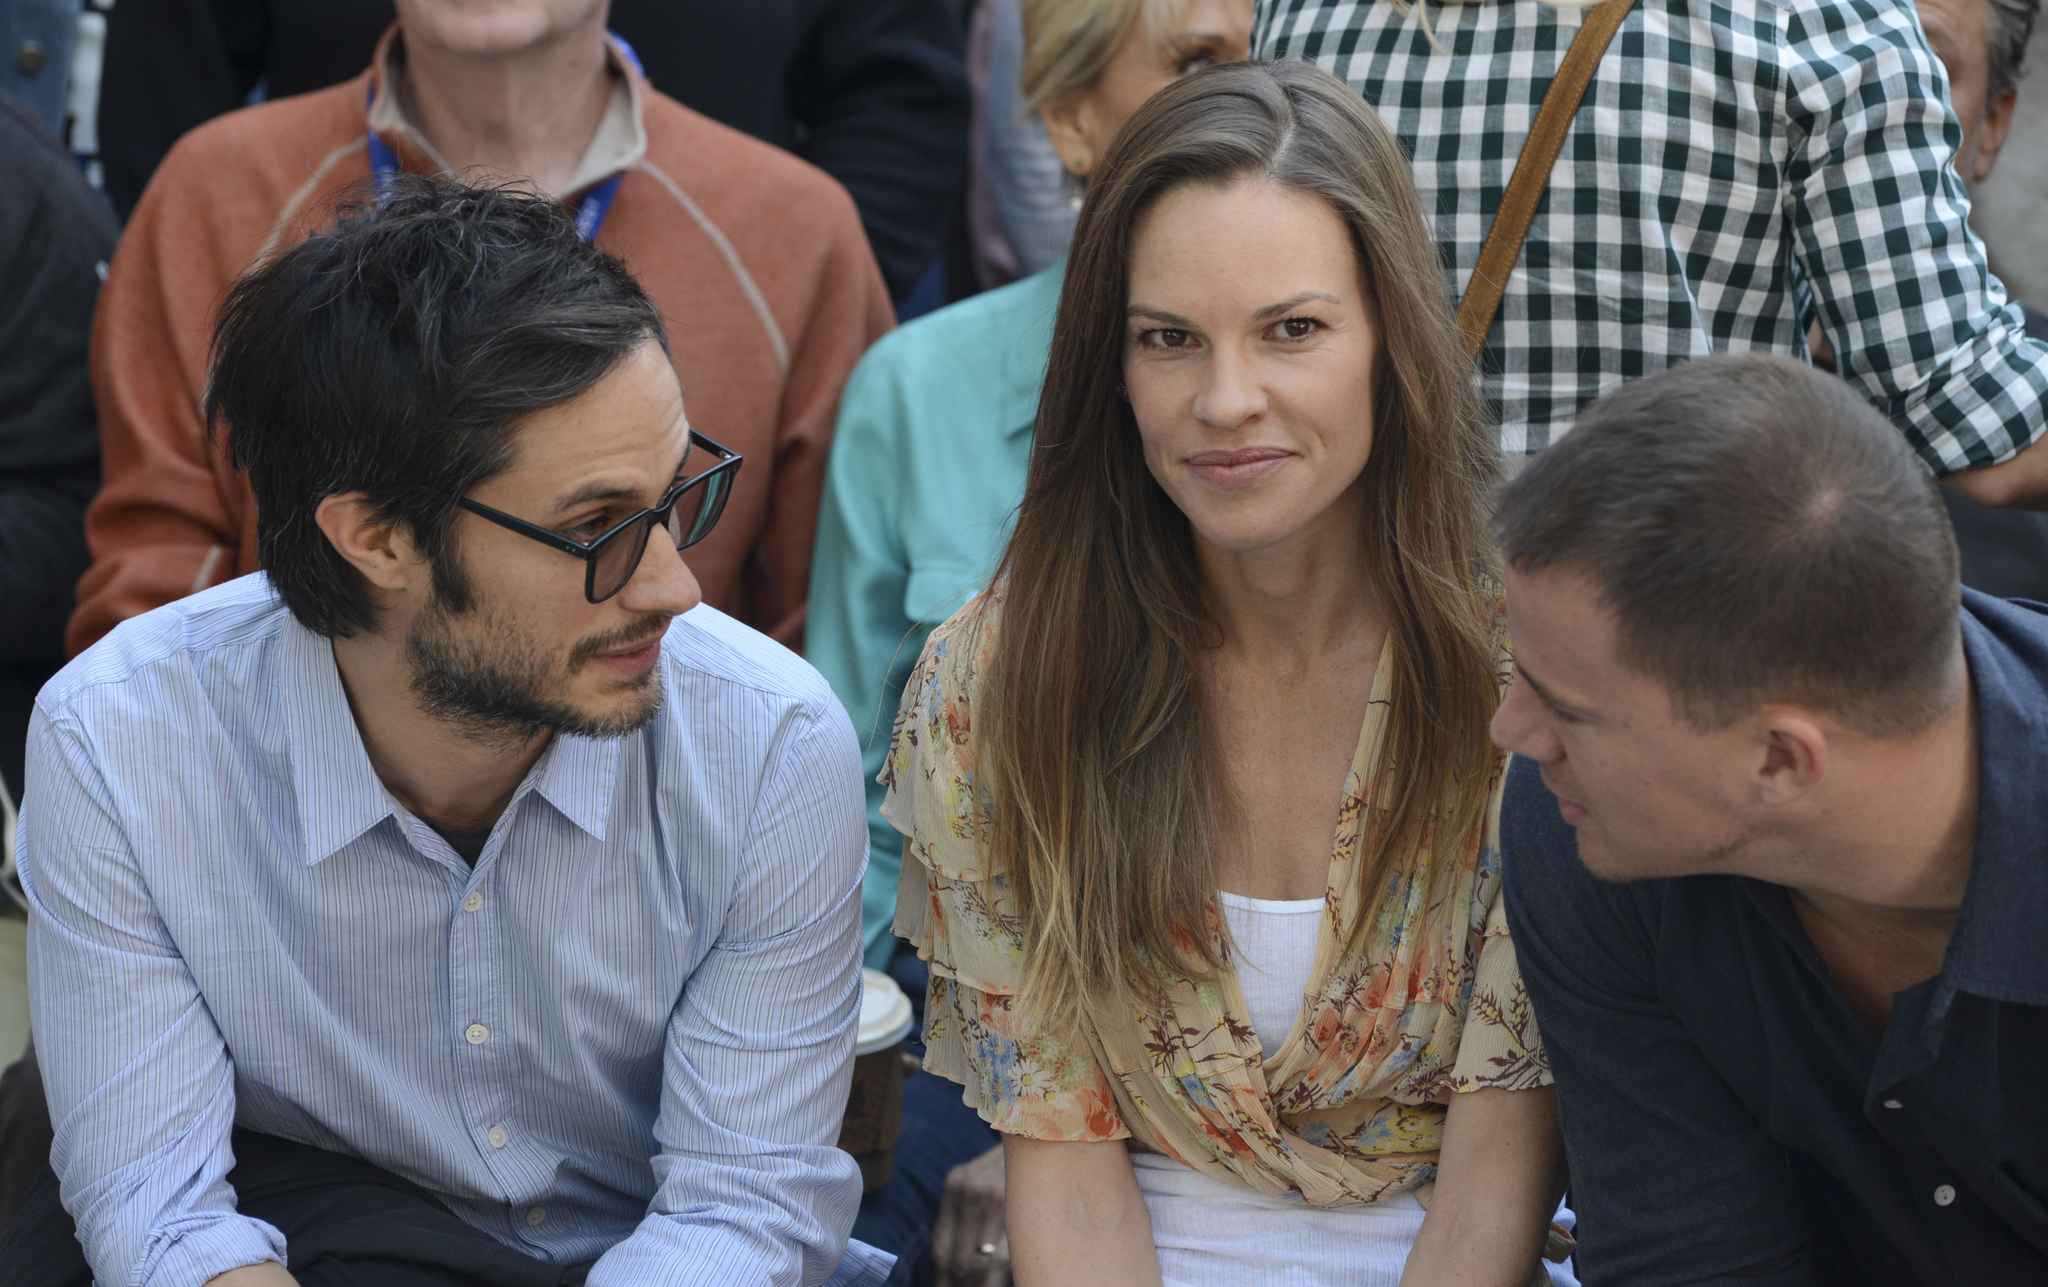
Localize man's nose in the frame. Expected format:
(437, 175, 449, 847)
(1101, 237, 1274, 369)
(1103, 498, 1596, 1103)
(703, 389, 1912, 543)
(1490, 673, 1557, 761)
(619, 530, 702, 619)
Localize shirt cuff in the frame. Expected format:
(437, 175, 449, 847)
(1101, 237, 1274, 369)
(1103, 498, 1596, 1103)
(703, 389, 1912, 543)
(137, 1211, 287, 1287)
(827, 1238, 896, 1287)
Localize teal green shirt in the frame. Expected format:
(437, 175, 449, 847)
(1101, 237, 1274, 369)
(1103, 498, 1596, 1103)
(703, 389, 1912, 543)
(808, 262, 1061, 969)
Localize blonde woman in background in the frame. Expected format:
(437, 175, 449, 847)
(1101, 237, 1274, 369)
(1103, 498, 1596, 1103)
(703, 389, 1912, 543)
(885, 60, 1577, 1287)
(808, 4, 1250, 1280)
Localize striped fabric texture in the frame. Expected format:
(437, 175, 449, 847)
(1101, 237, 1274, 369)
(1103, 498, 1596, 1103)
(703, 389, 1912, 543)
(19, 575, 889, 1287)
(1256, 0, 2048, 468)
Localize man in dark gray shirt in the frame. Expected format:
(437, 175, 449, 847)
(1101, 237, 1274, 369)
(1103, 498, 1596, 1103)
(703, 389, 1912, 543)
(1489, 353, 2048, 1285)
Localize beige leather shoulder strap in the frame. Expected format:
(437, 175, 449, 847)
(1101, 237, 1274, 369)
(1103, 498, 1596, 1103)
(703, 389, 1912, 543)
(1456, 0, 1639, 361)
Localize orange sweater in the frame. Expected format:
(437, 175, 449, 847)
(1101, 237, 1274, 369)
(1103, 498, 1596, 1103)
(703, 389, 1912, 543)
(72, 43, 892, 655)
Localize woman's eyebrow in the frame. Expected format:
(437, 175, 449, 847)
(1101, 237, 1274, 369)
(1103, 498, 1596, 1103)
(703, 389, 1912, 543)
(1251, 291, 1344, 322)
(1127, 304, 1197, 326)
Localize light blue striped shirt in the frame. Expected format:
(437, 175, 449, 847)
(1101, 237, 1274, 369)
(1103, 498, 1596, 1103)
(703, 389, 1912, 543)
(20, 575, 891, 1287)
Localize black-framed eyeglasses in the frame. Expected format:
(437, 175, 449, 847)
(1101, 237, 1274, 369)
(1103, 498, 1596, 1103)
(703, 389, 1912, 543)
(433, 430, 742, 603)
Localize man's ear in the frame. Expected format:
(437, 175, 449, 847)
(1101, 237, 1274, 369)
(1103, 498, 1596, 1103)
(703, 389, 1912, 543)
(1974, 85, 2018, 182)
(314, 492, 427, 594)
(1752, 709, 1829, 806)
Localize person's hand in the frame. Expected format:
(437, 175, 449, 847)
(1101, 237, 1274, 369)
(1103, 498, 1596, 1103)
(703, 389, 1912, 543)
(929, 1143, 1010, 1287)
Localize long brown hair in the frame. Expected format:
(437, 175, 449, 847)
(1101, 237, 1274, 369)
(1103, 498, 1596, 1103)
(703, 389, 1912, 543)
(973, 59, 1501, 1030)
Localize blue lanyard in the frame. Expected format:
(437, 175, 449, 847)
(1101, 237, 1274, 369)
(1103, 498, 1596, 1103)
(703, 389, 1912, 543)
(368, 34, 642, 244)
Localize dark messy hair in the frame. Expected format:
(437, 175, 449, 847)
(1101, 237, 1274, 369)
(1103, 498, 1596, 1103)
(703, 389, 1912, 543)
(1988, 0, 2040, 101)
(209, 175, 668, 638)
(1494, 353, 1962, 737)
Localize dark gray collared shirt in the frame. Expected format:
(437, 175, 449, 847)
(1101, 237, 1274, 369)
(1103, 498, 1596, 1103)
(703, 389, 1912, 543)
(1503, 589, 2048, 1286)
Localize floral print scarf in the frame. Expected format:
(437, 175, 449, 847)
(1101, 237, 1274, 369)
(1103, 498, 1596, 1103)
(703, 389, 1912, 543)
(882, 596, 1548, 1206)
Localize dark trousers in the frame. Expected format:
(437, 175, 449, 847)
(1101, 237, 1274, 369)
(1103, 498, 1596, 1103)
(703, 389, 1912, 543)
(1946, 491, 2048, 603)
(0, 1041, 52, 1231)
(0, 1130, 593, 1287)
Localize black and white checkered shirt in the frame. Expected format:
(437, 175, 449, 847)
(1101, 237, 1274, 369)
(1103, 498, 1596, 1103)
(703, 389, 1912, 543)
(1257, 0, 2048, 471)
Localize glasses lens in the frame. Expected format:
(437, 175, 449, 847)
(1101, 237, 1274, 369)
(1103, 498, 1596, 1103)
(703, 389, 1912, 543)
(590, 513, 659, 603)
(672, 468, 733, 551)
(584, 457, 738, 603)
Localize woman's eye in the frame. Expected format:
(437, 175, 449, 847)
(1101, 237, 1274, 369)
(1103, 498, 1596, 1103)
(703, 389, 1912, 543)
(1278, 317, 1319, 340)
(1147, 328, 1192, 349)
(1175, 53, 1217, 75)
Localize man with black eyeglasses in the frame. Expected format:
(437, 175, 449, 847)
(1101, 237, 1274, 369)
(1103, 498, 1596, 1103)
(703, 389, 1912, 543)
(0, 178, 890, 1287)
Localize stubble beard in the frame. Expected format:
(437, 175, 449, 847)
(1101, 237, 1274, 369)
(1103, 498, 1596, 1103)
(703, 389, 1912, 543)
(407, 593, 669, 749)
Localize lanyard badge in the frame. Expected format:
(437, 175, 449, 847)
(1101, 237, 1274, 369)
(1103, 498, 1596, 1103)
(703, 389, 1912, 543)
(366, 33, 643, 245)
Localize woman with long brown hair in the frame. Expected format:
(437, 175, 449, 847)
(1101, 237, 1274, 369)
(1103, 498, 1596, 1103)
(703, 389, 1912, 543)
(881, 59, 1572, 1286)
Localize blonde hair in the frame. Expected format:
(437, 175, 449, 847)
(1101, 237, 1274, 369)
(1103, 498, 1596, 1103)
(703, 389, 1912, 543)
(1020, 0, 1192, 116)
(977, 60, 1502, 1031)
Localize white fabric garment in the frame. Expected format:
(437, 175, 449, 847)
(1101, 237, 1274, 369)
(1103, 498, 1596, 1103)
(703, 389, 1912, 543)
(1219, 891, 1325, 1060)
(1128, 892, 1581, 1286)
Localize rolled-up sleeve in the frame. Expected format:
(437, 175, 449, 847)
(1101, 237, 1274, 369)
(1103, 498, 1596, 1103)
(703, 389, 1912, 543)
(588, 707, 887, 1287)
(1786, 0, 2048, 473)
(20, 708, 287, 1285)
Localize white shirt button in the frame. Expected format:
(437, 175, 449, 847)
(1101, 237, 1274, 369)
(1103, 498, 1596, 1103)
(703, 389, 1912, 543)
(464, 1023, 489, 1045)
(1933, 1184, 1957, 1207)
(1882, 1099, 1903, 1110)
(526, 1205, 547, 1226)
(462, 891, 483, 913)
(488, 1126, 508, 1149)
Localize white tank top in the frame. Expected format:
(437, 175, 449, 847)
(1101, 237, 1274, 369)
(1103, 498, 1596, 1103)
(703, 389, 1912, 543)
(1219, 890, 1325, 1060)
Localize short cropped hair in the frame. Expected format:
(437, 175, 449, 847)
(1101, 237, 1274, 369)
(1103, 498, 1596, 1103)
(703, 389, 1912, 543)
(209, 176, 667, 638)
(1494, 354, 1962, 736)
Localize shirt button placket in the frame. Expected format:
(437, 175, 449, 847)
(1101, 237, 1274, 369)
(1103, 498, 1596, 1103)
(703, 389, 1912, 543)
(451, 876, 509, 1201)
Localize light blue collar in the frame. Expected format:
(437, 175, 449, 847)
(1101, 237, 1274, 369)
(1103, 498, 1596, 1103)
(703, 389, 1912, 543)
(278, 617, 619, 863)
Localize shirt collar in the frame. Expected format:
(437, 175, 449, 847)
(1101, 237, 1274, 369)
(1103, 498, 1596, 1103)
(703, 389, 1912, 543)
(276, 614, 620, 863)
(366, 25, 648, 198)
(1945, 589, 2048, 1005)
(522, 728, 619, 842)
(277, 615, 401, 865)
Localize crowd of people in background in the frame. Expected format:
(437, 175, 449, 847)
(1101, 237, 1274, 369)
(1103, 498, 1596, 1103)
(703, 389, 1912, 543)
(0, 0, 2043, 1282)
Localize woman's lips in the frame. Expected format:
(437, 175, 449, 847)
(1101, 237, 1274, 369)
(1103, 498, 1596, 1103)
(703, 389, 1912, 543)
(1183, 446, 1294, 489)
